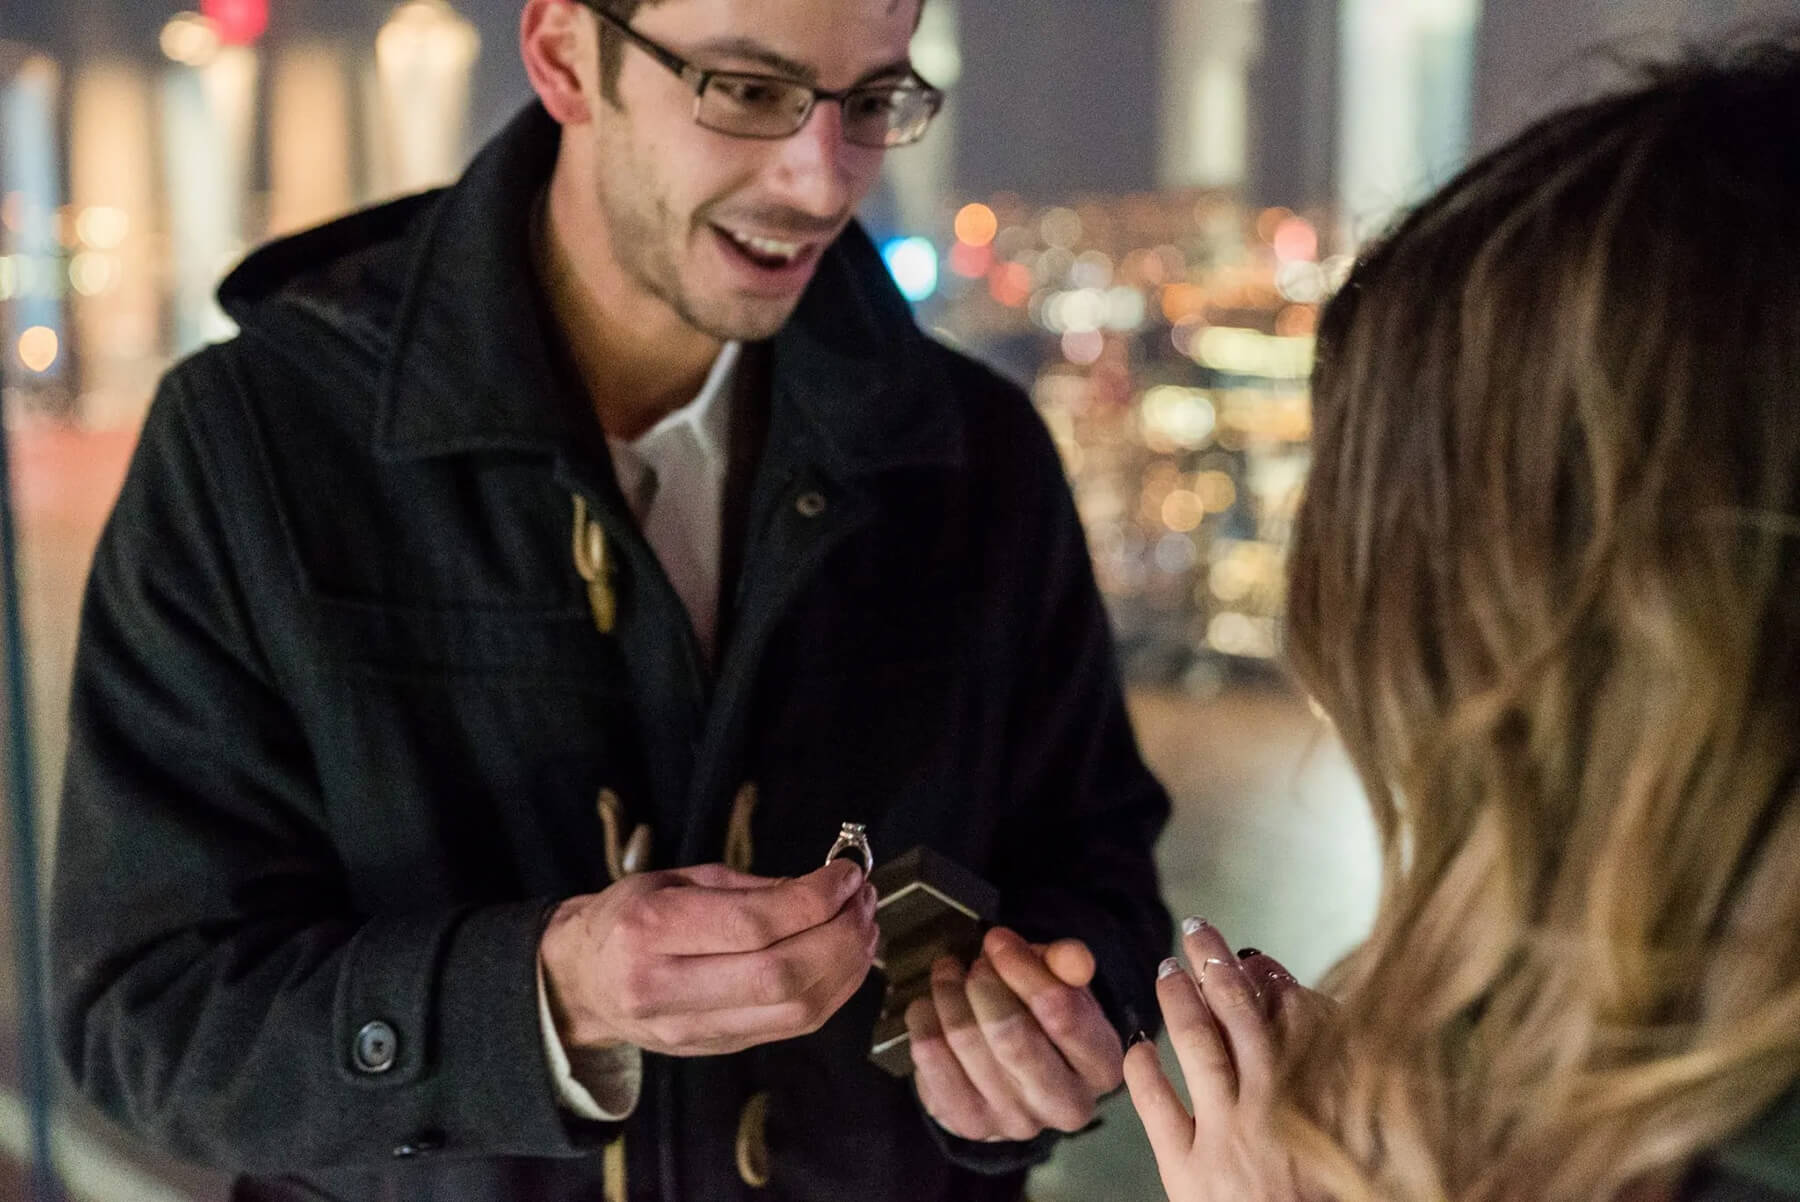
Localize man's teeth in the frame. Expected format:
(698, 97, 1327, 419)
(726, 229, 804, 263)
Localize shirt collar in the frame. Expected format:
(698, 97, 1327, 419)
(624, 340, 742, 468)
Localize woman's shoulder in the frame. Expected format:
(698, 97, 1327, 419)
(1686, 1086, 1800, 1201)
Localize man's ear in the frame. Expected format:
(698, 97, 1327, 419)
(521, 0, 595, 125)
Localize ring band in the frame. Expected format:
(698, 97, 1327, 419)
(825, 823, 873, 873)
(1198, 957, 1234, 986)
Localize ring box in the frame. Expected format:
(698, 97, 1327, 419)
(866, 846, 1000, 1077)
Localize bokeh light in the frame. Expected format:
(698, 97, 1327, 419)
(161, 12, 222, 65)
(18, 326, 60, 373)
(1061, 328, 1104, 365)
(882, 236, 940, 303)
(954, 203, 998, 248)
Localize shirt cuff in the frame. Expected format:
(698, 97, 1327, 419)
(536, 957, 643, 1121)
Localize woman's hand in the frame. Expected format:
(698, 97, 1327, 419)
(1124, 919, 1325, 1202)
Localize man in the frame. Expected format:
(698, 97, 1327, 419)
(49, 0, 1171, 1199)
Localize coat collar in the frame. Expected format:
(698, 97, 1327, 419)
(247, 102, 962, 478)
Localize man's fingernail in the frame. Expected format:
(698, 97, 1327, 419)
(1127, 1029, 1151, 1049)
(1180, 916, 1208, 937)
(1157, 957, 1183, 980)
(1238, 948, 1262, 960)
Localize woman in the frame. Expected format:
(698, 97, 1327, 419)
(1125, 41, 1800, 1202)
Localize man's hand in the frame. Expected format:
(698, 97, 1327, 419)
(539, 859, 878, 1058)
(904, 926, 1124, 1142)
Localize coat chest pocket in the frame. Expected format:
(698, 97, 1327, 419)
(298, 598, 635, 903)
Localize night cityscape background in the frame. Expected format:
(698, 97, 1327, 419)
(2, 0, 1796, 1198)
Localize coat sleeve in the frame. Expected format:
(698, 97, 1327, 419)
(928, 359, 1175, 1175)
(49, 362, 612, 1173)
(986, 375, 1173, 1042)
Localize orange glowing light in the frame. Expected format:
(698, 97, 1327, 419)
(1194, 471, 1237, 513)
(1275, 304, 1319, 337)
(954, 203, 998, 247)
(18, 326, 59, 373)
(1161, 490, 1205, 533)
(1160, 283, 1206, 324)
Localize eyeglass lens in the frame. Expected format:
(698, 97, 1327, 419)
(697, 76, 937, 147)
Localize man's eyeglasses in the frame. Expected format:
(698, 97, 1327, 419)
(581, 2, 945, 149)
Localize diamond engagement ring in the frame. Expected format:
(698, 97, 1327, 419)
(824, 823, 874, 874)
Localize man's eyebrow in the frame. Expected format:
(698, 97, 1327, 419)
(691, 38, 914, 87)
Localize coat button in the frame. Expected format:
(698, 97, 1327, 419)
(353, 1020, 399, 1074)
(794, 491, 827, 518)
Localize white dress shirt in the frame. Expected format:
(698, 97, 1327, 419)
(536, 341, 742, 1121)
(606, 340, 741, 662)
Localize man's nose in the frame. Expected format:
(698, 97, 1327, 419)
(762, 100, 860, 221)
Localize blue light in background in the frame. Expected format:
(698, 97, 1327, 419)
(881, 236, 940, 303)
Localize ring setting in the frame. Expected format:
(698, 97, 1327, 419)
(825, 822, 874, 874)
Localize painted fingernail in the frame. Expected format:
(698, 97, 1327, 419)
(1238, 948, 1262, 959)
(1180, 916, 1208, 937)
(1157, 957, 1183, 980)
(1127, 1029, 1151, 1049)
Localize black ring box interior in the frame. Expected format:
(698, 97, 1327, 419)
(866, 845, 1000, 1077)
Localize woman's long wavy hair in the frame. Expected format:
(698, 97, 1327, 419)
(1280, 39, 1800, 1202)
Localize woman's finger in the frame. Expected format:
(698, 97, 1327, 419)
(1238, 950, 1302, 1020)
(1155, 955, 1236, 1121)
(1123, 1036, 1194, 1171)
(1181, 920, 1278, 1112)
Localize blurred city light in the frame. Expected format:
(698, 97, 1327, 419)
(161, 14, 223, 66)
(1272, 216, 1319, 262)
(881, 236, 940, 303)
(3, 54, 65, 380)
(74, 206, 127, 250)
(202, 0, 270, 46)
(0, 0, 1494, 687)
(954, 202, 998, 247)
(376, 0, 481, 193)
(18, 326, 59, 373)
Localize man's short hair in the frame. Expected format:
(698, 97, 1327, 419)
(596, 0, 655, 101)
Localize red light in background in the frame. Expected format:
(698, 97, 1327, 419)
(988, 262, 1032, 308)
(1272, 217, 1319, 263)
(202, 0, 269, 45)
(950, 242, 993, 279)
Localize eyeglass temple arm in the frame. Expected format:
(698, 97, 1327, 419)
(583, 1, 701, 84)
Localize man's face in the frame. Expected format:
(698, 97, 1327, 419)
(581, 0, 921, 342)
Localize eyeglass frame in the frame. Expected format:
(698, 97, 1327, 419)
(579, 1, 945, 148)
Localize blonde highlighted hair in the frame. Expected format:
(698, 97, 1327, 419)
(1281, 40, 1800, 1202)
